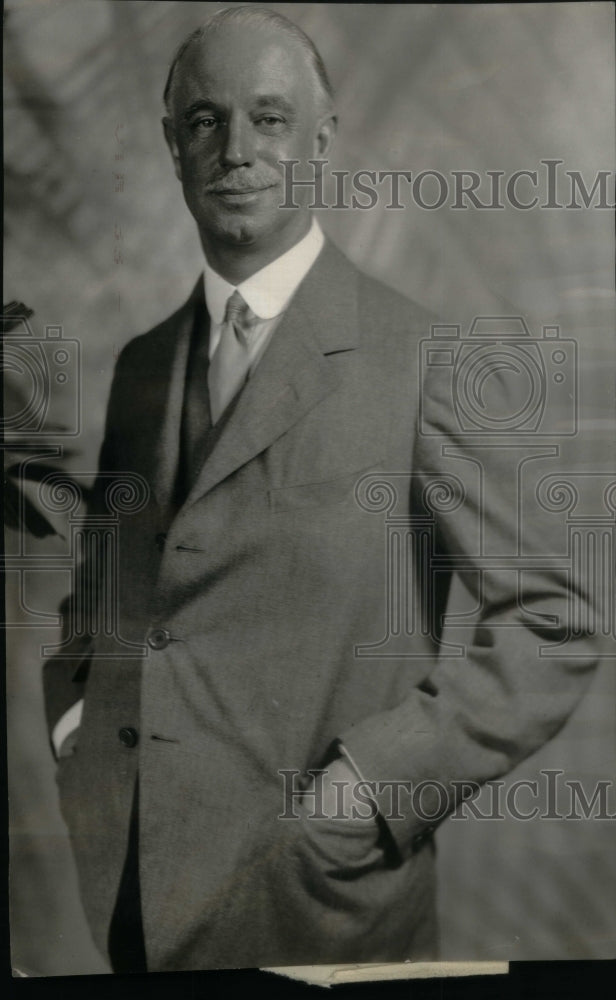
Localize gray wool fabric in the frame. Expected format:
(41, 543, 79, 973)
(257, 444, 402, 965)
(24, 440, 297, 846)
(44, 239, 598, 970)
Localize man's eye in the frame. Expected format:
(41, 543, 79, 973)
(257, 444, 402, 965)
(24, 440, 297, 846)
(192, 117, 218, 131)
(256, 115, 286, 129)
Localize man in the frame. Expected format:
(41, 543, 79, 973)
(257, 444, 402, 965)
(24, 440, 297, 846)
(44, 6, 598, 973)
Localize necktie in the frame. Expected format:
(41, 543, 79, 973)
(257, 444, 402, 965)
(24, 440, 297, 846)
(208, 290, 259, 425)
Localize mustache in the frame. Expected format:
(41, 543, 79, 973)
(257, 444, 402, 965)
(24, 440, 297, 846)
(203, 172, 280, 193)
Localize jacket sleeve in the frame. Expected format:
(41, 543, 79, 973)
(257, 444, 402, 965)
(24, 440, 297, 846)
(340, 350, 600, 857)
(42, 344, 131, 757)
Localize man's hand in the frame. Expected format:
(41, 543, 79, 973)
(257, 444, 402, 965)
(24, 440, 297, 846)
(299, 758, 383, 873)
(56, 726, 80, 760)
(302, 757, 378, 826)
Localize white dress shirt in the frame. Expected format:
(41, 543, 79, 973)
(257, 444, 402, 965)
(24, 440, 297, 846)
(203, 217, 324, 373)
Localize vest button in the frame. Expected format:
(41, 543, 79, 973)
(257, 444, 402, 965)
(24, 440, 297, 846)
(147, 627, 170, 650)
(118, 727, 139, 749)
(155, 533, 167, 552)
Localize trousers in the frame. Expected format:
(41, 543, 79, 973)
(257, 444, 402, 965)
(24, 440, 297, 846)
(107, 778, 147, 973)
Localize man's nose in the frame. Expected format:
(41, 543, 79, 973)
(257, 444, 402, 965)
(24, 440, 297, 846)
(219, 115, 255, 168)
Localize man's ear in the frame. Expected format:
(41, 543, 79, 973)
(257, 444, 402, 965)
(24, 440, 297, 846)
(315, 112, 337, 159)
(163, 117, 182, 182)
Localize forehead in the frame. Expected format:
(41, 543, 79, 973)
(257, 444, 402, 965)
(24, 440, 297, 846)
(172, 24, 315, 111)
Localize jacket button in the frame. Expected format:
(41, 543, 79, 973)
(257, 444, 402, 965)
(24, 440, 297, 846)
(147, 627, 170, 650)
(118, 727, 139, 748)
(155, 533, 167, 552)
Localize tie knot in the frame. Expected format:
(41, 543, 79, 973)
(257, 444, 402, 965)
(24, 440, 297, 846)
(224, 290, 259, 345)
(224, 290, 247, 324)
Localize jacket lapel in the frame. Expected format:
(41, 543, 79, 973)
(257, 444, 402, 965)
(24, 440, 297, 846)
(182, 239, 360, 508)
(151, 279, 203, 517)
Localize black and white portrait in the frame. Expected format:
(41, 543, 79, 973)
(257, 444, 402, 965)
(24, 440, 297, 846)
(4, 1, 615, 978)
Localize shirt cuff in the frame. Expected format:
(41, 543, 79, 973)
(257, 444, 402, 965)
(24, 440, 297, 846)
(337, 739, 368, 782)
(337, 739, 380, 812)
(51, 699, 84, 759)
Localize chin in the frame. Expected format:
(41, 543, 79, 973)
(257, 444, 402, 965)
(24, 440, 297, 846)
(203, 211, 278, 248)
(218, 219, 261, 246)
(196, 199, 307, 255)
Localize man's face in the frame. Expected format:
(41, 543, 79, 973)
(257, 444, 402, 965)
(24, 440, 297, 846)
(164, 24, 335, 256)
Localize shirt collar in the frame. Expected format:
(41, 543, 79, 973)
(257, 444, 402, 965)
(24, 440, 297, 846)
(202, 217, 324, 324)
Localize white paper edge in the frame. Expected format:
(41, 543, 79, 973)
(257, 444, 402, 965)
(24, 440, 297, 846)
(262, 960, 509, 987)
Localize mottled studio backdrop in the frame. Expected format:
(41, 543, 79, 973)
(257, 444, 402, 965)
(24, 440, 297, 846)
(4, 0, 615, 975)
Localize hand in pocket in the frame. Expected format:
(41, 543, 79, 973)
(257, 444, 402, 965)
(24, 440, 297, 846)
(298, 756, 384, 877)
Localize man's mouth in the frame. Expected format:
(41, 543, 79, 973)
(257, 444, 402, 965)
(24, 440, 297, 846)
(209, 185, 275, 197)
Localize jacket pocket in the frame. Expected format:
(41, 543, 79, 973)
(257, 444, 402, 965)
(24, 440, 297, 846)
(209, 807, 427, 965)
(295, 806, 386, 880)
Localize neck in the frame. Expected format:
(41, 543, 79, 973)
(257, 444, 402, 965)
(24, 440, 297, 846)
(200, 213, 312, 285)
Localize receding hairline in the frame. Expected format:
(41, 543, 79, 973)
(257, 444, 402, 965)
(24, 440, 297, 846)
(163, 6, 334, 116)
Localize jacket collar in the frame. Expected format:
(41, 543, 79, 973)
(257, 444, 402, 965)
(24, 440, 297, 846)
(154, 238, 360, 516)
(202, 217, 325, 323)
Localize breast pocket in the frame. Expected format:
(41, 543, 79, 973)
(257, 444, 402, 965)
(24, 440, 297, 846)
(269, 459, 383, 512)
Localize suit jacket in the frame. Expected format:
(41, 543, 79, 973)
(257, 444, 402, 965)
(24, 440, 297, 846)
(44, 239, 598, 970)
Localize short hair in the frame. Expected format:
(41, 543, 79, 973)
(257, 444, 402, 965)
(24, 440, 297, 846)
(163, 6, 334, 116)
